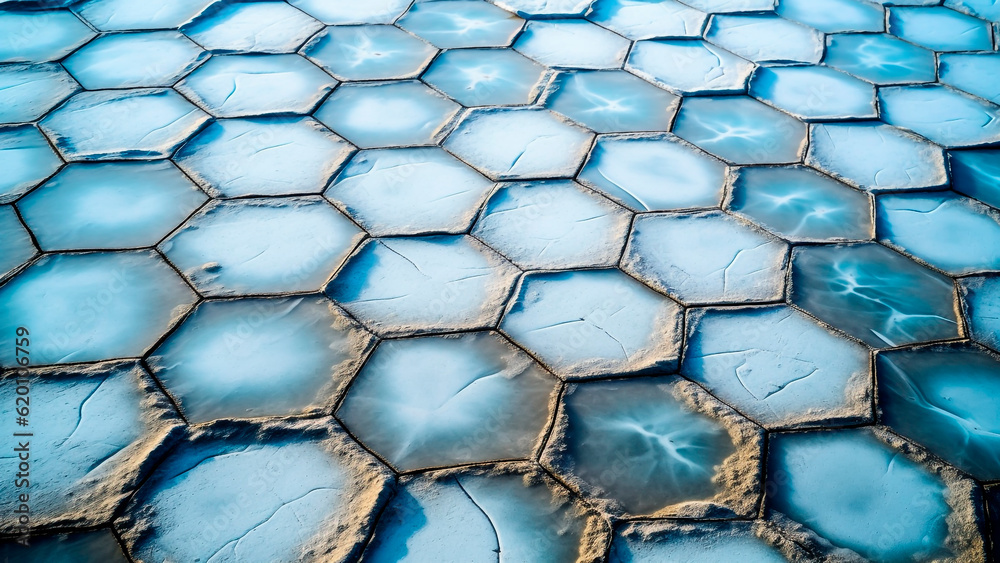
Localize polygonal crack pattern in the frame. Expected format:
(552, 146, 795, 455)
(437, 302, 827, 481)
(1, 0, 998, 560)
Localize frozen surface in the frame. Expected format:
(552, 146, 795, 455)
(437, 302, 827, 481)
(951, 149, 1000, 210)
(181, 1, 323, 53)
(302, 25, 438, 81)
(877, 344, 1000, 481)
(287, 0, 411, 24)
(767, 429, 956, 562)
(364, 468, 605, 562)
(588, 0, 706, 40)
(149, 297, 373, 423)
(514, 19, 630, 69)
(176, 54, 335, 118)
(338, 332, 557, 471)
(790, 243, 960, 348)
(0, 362, 181, 529)
(623, 211, 788, 304)
(500, 269, 683, 378)
(806, 122, 948, 191)
(0, 530, 128, 562)
(939, 53, 1000, 105)
(544, 70, 679, 133)
(0, 125, 62, 203)
(472, 180, 632, 269)
(316, 81, 460, 148)
(0, 251, 196, 366)
(76, 0, 212, 30)
(673, 96, 807, 165)
(160, 197, 363, 296)
(63, 31, 206, 89)
(877, 191, 1000, 275)
(705, 14, 824, 64)
(578, 134, 728, 211)
(626, 39, 755, 96)
(962, 275, 1000, 351)
(683, 305, 871, 429)
(39, 89, 209, 161)
(776, 0, 884, 33)
(543, 376, 757, 517)
(18, 161, 207, 251)
(444, 108, 594, 180)
(749, 65, 877, 121)
(327, 147, 495, 236)
(422, 48, 547, 107)
(0, 205, 35, 278)
(728, 165, 874, 242)
(824, 33, 936, 85)
(887, 6, 993, 51)
(0, 10, 94, 62)
(398, 0, 524, 48)
(0, 63, 78, 123)
(326, 236, 519, 336)
(878, 84, 1000, 148)
(173, 117, 353, 198)
(116, 420, 393, 563)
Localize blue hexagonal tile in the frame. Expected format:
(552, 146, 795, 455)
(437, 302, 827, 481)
(63, 31, 207, 89)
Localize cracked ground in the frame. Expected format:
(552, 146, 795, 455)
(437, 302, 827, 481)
(1, 0, 1000, 561)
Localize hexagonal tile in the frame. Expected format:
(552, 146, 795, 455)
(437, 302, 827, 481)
(877, 343, 1000, 481)
(302, 25, 437, 81)
(951, 149, 1000, 210)
(0, 10, 95, 63)
(397, 0, 524, 48)
(727, 165, 874, 242)
(181, 1, 323, 53)
(325, 236, 519, 336)
(76, 0, 213, 30)
(364, 465, 609, 561)
(887, 6, 993, 51)
(63, 31, 207, 89)
(879, 84, 1000, 148)
(790, 243, 960, 348)
(17, 161, 207, 251)
(160, 197, 364, 296)
(961, 275, 1000, 351)
(749, 65, 877, 121)
(176, 54, 335, 118)
(173, 117, 353, 198)
(493, 0, 592, 18)
(0, 362, 182, 531)
(500, 269, 683, 378)
(824, 32, 936, 85)
(0, 63, 79, 124)
(683, 0, 774, 10)
(626, 39, 755, 96)
(0, 205, 36, 279)
(542, 376, 762, 517)
(683, 305, 871, 429)
(326, 147, 494, 237)
(877, 191, 1000, 275)
(939, 53, 1000, 106)
(443, 107, 594, 180)
(776, 0, 884, 33)
(623, 211, 788, 305)
(149, 296, 374, 423)
(578, 133, 728, 212)
(0, 125, 62, 204)
(472, 180, 632, 269)
(287, 0, 411, 24)
(588, 0, 706, 40)
(543, 70, 679, 133)
(422, 48, 547, 107)
(337, 332, 558, 471)
(944, 0, 1000, 20)
(514, 19, 631, 70)
(315, 81, 461, 148)
(0, 251, 197, 366)
(116, 419, 392, 563)
(672, 96, 807, 165)
(805, 122, 948, 192)
(705, 14, 824, 64)
(767, 428, 984, 561)
(39, 89, 209, 161)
